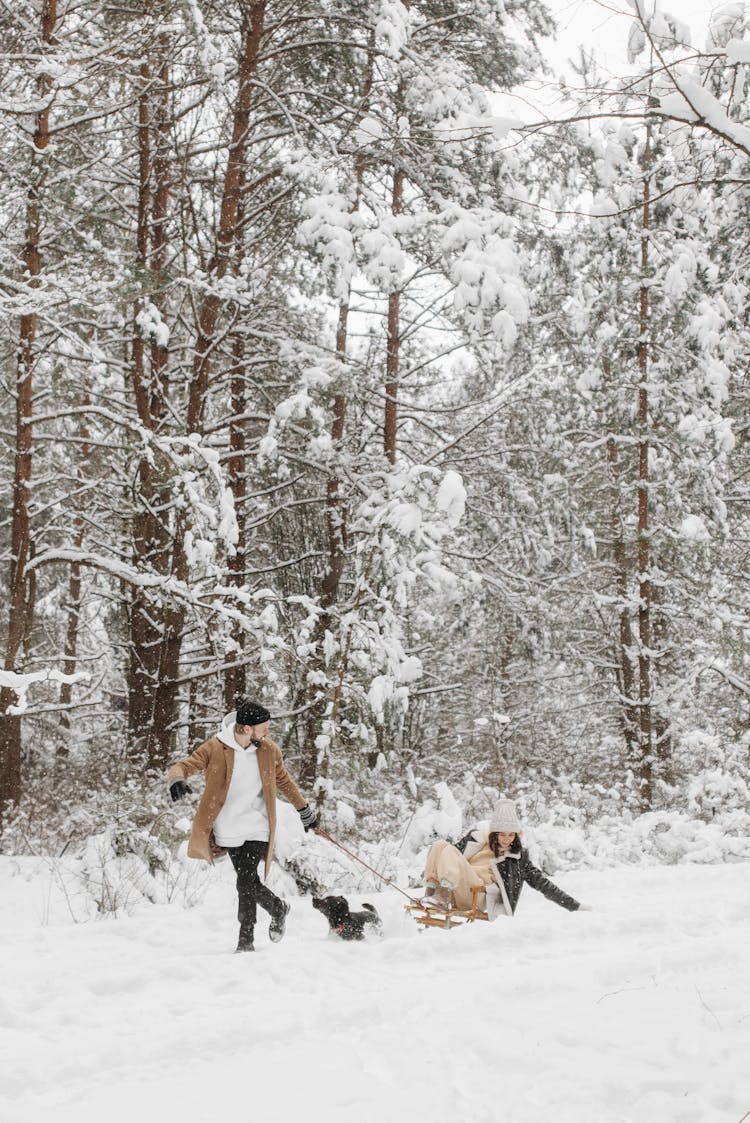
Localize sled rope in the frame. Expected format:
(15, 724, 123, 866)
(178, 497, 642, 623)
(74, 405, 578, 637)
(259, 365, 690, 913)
(315, 828, 422, 905)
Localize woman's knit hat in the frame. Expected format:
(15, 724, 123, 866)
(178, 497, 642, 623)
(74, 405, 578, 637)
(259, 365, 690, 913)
(489, 798, 521, 833)
(236, 700, 271, 727)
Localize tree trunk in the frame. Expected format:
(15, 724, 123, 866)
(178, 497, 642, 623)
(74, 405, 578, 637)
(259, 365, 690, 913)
(384, 166, 403, 465)
(651, 579, 673, 780)
(149, 589, 186, 767)
(223, 168, 249, 713)
(143, 45, 187, 770)
(298, 304, 351, 788)
(57, 538, 82, 748)
(299, 36, 374, 787)
(383, 7, 408, 464)
(636, 124, 654, 808)
(605, 419, 639, 763)
(150, 3, 266, 757)
(223, 330, 249, 713)
(0, 0, 58, 820)
(127, 54, 176, 765)
(187, 0, 266, 434)
(58, 409, 90, 754)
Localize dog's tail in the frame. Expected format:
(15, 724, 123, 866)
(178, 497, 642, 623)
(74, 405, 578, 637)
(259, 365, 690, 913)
(361, 903, 382, 928)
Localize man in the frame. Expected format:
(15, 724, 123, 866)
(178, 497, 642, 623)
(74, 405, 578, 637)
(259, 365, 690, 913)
(168, 700, 318, 952)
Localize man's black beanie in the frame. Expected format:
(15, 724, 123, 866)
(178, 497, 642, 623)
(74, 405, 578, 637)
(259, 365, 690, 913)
(236, 700, 271, 727)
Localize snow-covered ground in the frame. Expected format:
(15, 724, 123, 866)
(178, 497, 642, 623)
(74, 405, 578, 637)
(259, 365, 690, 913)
(1, 855, 748, 1123)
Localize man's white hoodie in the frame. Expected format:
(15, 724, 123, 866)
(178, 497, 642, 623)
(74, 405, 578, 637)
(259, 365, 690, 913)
(211, 711, 269, 847)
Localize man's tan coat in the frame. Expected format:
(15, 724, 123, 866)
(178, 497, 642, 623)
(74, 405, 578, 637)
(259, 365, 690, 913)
(168, 736, 306, 875)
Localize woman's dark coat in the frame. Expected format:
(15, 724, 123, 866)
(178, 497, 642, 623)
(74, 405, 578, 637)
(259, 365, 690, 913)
(456, 830, 579, 914)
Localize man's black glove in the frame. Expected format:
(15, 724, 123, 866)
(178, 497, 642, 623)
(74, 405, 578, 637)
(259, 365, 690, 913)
(299, 803, 319, 832)
(170, 779, 193, 803)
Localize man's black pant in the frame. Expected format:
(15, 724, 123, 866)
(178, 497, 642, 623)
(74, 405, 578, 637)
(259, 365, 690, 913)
(226, 840, 283, 937)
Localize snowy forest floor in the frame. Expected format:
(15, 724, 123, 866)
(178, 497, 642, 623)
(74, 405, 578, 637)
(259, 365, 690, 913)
(2, 858, 748, 1123)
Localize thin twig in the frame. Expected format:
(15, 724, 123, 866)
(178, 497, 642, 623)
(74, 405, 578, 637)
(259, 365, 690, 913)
(695, 985, 722, 1030)
(595, 985, 647, 1004)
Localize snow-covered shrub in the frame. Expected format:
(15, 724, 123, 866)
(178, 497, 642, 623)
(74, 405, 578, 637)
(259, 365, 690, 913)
(400, 781, 464, 855)
(687, 767, 750, 821)
(77, 828, 166, 916)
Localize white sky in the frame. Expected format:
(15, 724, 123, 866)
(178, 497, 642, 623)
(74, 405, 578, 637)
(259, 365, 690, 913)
(546, 0, 733, 72)
(511, 0, 746, 118)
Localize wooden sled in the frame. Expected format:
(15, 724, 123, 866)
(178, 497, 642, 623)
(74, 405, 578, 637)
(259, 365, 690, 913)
(405, 885, 489, 930)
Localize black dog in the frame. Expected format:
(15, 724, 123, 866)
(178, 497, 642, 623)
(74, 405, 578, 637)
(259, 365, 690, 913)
(312, 895, 383, 941)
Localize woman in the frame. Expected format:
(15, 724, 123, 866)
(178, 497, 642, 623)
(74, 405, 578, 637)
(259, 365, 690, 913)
(422, 799, 587, 918)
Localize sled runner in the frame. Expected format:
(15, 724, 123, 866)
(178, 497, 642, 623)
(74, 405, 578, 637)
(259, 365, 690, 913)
(405, 885, 489, 930)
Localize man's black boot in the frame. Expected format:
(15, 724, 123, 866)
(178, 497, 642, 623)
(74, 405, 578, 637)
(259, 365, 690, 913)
(269, 900, 290, 943)
(235, 928, 255, 953)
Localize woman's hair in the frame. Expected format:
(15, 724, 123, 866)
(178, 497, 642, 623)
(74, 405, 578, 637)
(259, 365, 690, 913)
(488, 830, 517, 857)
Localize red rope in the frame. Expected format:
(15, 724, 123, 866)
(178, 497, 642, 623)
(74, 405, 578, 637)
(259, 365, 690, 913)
(314, 827, 422, 905)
